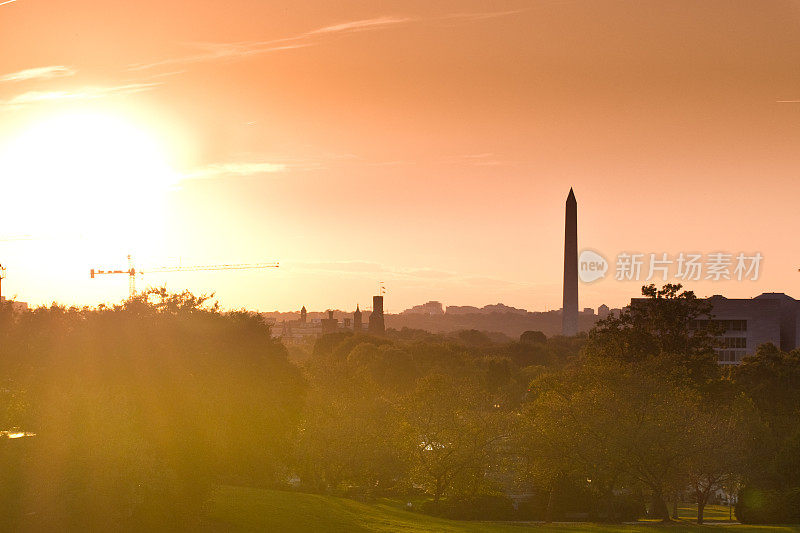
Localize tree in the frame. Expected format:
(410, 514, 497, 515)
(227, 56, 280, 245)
(455, 329, 493, 348)
(297, 343, 412, 495)
(586, 283, 721, 387)
(732, 344, 800, 490)
(522, 357, 701, 521)
(732, 344, 800, 429)
(0, 290, 304, 529)
(518, 372, 596, 522)
(685, 397, 756, 524)
(404, 373, 507, 504)
(520, 330, 547, 345)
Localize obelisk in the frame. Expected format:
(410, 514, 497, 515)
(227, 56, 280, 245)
(562, 188, 578, 336)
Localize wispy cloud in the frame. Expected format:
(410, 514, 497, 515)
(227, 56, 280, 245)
(437, 9, 527, 22)
(0, 82, 161, 109)
(185, 162, 287, 180)
(776, 99, 800, 103)
(129, 10, 521, 71)
(0, 0, 18, 7)
(129, 42, 310, 71)
(365, 153, 513, 168)
(0, 65, 76, 83)
(307, 16, 412, 35)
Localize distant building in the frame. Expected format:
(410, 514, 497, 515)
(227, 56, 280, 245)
(273, 306, 321, 340)
(321, 310, 339, 335)
(482, 303, 528, 315)
(597, 304, 611, 318)
(402, 301, 444, 315)
(445, 303, 528, 315)
(632, 292, 800, 364)
(273, 302, 370, 341)
(582, 307, 594, 315)
(708, 293, 800, 364)
(369, 295, 385, 334)
(445, 305, 483, 315)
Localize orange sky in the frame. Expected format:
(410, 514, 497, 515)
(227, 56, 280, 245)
(1, 0, 799, 313)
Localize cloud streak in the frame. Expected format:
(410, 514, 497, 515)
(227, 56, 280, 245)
(185, 162, 287, 180)
(129, 10, 522, 71)
(0, 65, 76, 83)
(437, 9, 528, 22)
(0, 0, 18, 7)
(307, 16, 412, 35)
(0, 82, 161, 109)
(129, 42, 310, 71)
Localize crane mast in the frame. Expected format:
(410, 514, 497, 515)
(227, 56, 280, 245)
(0, 263, 5, 304)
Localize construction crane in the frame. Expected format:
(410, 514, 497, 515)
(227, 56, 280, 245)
(0, 236, 37, 303)
(0, 236, 34, 305)
(0, 263, 5, 303)
(90, 255, 279, 297)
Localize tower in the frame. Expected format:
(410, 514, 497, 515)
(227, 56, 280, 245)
(562, 188, 578, 336)
(300, 306, 307, 324)
(321, 309, 338, 334)
(368, 295, 385, 334)
(353, 304, 362, 331)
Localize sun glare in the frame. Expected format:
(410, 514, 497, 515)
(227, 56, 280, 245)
(0, 111, 181, 240)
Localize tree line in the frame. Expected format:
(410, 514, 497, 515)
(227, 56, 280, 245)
(0, 284, 799, 528)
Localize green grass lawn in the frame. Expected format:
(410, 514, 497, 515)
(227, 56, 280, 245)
(204, 486, 800, 532)
(673, 504, 736, 522)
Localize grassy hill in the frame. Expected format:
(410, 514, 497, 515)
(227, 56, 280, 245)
(204, 486, 800, 532)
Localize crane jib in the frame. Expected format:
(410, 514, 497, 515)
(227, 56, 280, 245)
(89, 257, 279, 296)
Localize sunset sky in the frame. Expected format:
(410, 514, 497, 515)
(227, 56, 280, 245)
(1, 0, 799, 313)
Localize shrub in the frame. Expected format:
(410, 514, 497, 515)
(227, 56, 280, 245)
(515, 488, 643, 523)
(420, 493, 516, 521)
(735, 486, 793, 524)
(592, 493, 645, 522)
(783, 487, 800, 523)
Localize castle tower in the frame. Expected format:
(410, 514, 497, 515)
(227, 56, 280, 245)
(368, 295, 385, 334)
(353, 304, 362, 331)
(300, 306, 307, 324)
(562, 188, 578, 336)
(321, 309, 338, 335)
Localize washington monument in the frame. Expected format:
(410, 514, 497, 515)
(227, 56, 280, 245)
(562, 188, 578, 336)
